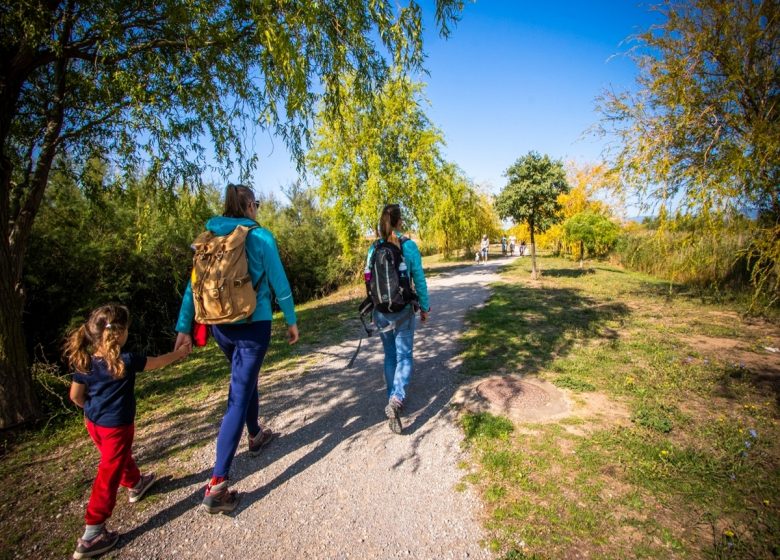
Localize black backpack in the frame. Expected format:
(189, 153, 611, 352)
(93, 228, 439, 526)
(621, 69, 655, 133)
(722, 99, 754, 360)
(366, 238, 417, 314)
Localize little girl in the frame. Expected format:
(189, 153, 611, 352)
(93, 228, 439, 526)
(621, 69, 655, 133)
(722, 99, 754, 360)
(65, 304, 190, 559)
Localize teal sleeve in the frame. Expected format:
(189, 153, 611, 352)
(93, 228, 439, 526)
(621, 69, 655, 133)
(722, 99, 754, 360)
(258, 231, 297, 325)
(175, 280, 195, 334)
(403, 241, 430, 312)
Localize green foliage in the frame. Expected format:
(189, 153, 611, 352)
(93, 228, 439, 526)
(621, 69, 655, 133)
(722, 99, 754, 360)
(309, 73, 445, 253)
(495, 152, 570, 234)
(422, 163, 502, 257)
(612, 216, 756, 301)
(563, 212, 621, 259)
(596, 0, 779, 308)
(254, 183, 353, 301)
(3, 0, 464, 183)
(23, 158, 218, 360)
(461, 412, 515, 441)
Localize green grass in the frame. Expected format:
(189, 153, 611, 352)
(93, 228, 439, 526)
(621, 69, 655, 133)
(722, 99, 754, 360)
(457, 256, 780, 559)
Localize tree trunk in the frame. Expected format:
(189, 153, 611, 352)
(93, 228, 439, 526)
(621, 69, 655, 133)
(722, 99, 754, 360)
(579, 240, 584, 269)
(0, 5, 73, 427)
(0, 238, 38, 428)
(529, 219, 538, 280)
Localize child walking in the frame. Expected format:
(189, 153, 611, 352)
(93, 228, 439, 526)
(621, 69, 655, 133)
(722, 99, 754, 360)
(65, 304, 190, 559)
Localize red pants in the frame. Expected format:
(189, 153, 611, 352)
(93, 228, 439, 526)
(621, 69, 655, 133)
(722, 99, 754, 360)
(84, 420, 141, 525)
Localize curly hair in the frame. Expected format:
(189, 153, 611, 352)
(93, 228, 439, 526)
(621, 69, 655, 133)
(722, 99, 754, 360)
(63, 304, 130, 378)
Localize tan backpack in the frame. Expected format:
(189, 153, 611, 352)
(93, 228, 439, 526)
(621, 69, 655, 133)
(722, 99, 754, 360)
(191, 225, 258, 324)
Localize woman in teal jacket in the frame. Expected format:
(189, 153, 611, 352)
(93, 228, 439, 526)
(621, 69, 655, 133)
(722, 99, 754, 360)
(367, 204, 430, 434)
(175, 184, 298, 513)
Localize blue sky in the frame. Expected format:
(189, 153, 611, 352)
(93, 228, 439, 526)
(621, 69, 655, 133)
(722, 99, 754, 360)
(246, 1, 662, 198)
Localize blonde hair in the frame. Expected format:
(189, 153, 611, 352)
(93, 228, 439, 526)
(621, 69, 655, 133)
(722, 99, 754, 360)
(63, 304, 130, 378)
(377, 204, 402, 241)
(224, 183, 256, 218)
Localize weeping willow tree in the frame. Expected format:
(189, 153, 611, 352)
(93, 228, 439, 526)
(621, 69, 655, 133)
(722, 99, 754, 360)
(597, 0, 779, 308)
(308, 72, 446, 254)
(421, 163, 501, 258)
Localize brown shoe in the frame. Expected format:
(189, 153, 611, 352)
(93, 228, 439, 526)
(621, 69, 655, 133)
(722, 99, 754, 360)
(202, 480, 240, 514)
(72, 528, 119, 559)
(128, 472, 156, 503)
(247, 427, 277, 456)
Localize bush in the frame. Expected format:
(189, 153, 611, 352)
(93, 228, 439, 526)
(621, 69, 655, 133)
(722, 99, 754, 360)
(612, 220, 753, 295)
(23, 162, 218, 366)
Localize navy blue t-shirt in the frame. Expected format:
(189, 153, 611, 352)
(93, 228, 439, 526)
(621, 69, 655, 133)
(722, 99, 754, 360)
(72, 352, 147, 427)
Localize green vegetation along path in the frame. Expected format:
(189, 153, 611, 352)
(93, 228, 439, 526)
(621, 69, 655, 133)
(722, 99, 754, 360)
(114, 258, 511, 559)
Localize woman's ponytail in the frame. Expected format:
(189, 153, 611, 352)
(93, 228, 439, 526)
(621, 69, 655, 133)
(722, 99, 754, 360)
(223, 184, 256, 218)
(378, 204, 402, 241)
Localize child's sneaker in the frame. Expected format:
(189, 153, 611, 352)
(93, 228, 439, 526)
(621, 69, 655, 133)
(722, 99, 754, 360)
(202, 480, 240, 514)
(247, 427, 277, 456)
(128, 472, 157, 503)
(385, 397, 403, 434)
(72, 528, 119, 559)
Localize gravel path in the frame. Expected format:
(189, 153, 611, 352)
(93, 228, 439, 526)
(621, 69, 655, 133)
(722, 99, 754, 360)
(114, 258, 510, 559)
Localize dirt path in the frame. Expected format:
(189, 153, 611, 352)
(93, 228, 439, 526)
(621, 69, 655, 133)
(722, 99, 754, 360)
(114, 258, 511, 559)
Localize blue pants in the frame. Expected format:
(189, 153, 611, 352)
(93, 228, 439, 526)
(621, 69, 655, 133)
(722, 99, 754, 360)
(374, 307, 416, 403)
(211, 321, 271, 478)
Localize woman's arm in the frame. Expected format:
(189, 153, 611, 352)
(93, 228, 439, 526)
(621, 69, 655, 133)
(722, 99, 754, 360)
(403, 240, 430, 312)
(70, 382, 86, 408)
(175, 280, 195, 335)
(257, 229, 298, 328)
(144, 345, 191, 371)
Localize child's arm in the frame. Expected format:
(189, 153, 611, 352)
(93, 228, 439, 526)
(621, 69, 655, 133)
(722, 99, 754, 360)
(69, 382, 86, 408)
(144, 345, 191, 372)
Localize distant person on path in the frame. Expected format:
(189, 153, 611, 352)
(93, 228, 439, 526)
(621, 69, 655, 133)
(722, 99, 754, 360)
(509, 236, 516, 256)
(65, 304, 190, 560)
(366, 204, 430, 434)
(501, 235, 507, 256)
(520, 240, 527, 256)
(174, 184, 299, 514)
(480, 234, 490, 262)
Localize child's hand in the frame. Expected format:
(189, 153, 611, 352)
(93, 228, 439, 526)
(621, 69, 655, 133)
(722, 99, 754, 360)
(177, 344, 192, 359)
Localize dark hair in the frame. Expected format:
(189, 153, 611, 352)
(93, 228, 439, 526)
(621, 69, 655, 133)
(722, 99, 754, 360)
(63, 304, 130, 378)
(377, 204, 402, 241)
(223, 184, 256, 218)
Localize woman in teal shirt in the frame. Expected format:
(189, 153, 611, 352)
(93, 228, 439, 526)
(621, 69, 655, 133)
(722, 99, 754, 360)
(367, 204, 430, 434)
(175, 184, 298, 513)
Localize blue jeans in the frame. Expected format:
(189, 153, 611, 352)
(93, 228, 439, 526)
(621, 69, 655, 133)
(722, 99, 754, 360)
(374, 307, 416, 403)
(211, 320, 272, 478)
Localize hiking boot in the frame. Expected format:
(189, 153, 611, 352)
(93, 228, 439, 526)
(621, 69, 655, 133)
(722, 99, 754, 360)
(128, 472, 157, 503)
(72, 528, 119, 559)
(247, 427, 277, 457)
(202, 480, 240, 514)
(385, 398, 403, 435)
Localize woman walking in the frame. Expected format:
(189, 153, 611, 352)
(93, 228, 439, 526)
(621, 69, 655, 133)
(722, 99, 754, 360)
(175, 184, 299, 513)
(367, 204, 430, 434)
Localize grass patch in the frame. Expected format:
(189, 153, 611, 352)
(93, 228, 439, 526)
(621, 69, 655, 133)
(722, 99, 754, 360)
(462, 412, 515, 441)
(630, 402, 676, 433)
(457, 255, 780, 559)
(551, 375, 596, 392)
